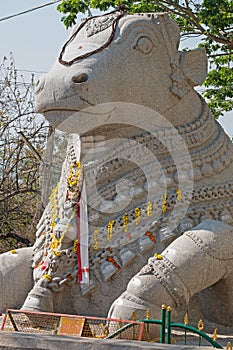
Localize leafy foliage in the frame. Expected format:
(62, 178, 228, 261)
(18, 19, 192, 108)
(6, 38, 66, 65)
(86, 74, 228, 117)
(57, 0, 233, 118)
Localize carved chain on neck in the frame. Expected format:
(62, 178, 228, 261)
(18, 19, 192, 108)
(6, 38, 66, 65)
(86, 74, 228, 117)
(58, 9, 125, 66)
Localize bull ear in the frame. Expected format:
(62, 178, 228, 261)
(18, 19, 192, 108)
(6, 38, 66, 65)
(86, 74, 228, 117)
(181, 48, 208, 86)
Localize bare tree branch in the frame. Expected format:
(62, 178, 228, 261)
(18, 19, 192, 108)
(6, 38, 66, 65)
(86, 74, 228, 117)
(18, 131, 43, 163)
(0, 55, 49, 252)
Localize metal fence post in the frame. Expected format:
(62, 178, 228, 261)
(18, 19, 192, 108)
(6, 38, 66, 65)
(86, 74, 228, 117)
(166, 306, 172, 344)
(160, 304, 166, 343)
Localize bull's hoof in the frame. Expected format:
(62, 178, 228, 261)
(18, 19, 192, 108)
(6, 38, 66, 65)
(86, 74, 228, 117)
(21, 285, 54, 313)
(108, 291, 152, 321)
(108, 291, 162, 340)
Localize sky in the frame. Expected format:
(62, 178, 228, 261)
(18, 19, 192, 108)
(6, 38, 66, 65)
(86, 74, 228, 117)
(0, 0, 232, 136)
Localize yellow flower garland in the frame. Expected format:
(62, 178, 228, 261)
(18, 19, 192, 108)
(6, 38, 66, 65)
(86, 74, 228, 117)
(176, 188, 182, 201)
(49, 182, 59, 229)
(48, 162, 83, 252)
(154, 253, 163, 260)
(93, 229, 99, 250)
(162, 194, 167, 213)
(73, 240, 79, 252)
(41, 274, 52, 282)
(92, 189, 183, 250)
(67, 161, 82, 188)
(107, 220, 115, 241)
(50, 209, 76, 250)
(122, 214, 128, 233)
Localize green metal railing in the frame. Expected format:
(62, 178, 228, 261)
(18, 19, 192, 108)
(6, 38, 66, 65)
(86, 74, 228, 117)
(107, 305, 223, 348)
(106, 322, 138, 339)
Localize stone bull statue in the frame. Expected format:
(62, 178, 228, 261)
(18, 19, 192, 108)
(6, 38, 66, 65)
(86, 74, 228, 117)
(1, 11, 233, 327)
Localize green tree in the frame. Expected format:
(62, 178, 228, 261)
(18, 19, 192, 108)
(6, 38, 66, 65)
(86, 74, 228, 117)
(57, 0, 233, 118)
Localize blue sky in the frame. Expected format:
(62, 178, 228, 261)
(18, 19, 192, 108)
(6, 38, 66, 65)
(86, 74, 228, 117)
(0, 1, 68, 74)
(1, 0, 232, 136)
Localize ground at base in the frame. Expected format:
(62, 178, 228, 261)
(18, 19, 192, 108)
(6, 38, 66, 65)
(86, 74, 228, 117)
(0, 331, 216, 350)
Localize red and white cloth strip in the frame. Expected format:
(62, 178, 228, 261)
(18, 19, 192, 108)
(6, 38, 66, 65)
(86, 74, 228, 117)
(77, 180, 89, 284)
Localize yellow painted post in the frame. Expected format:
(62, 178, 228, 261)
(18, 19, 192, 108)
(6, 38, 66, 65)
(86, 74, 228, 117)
(146, 309, 151, 319)
(131, 310, 137, 321)
(213, 328, 218, 342)
(197, 319, 204, 346)
(145, 309, 151, 341)
(197, 319, 204, 331)
(184, 312, 189, 325)
(184, 312, 189, 344)
(118, 318, 123, 329)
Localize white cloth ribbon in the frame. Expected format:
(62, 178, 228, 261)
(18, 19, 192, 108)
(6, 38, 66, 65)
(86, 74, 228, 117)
(77, 179, 89, 284)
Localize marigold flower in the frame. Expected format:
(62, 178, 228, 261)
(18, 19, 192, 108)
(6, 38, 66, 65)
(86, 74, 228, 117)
(154, 253, 163, 260)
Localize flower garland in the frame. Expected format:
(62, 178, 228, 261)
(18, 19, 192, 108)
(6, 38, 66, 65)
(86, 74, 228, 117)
(145, 231, 156, 243)
(34, 161, 84, 285)
(73, 239, 79, 252)
(92, 188, 183, 250)
(147, 201, 153, 216)
(67, 161, 82, 189)
(48, 161, 83, 253)
(41, 274, 52, 282)
(93, 229, 99, 250)
(176, 188, 182, 201)
(122, 214, 129, 233)
(50, 209, 76, 251)
(107, 220, 115, 241)
(135, 207, 141, 225)
(154, 253, 163, 260)
(49, 182, 59, 229)
(162, 194, 167, 213)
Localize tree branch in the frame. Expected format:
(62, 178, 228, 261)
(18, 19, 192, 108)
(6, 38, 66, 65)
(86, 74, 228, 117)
(18, 131, 43, 163)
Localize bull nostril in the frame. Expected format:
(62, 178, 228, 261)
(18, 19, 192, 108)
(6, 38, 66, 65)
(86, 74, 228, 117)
(34, 75, 46, 94)
(72, 73, 88, 84)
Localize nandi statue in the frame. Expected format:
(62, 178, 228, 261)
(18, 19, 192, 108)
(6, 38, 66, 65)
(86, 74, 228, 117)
(1, 10, 233, 327)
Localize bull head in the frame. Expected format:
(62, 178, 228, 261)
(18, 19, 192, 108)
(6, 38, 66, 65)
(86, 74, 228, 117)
(35, 12, 207, 131)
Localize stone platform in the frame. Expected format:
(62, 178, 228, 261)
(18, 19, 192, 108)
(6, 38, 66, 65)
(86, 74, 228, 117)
(0, 331, 215, 350)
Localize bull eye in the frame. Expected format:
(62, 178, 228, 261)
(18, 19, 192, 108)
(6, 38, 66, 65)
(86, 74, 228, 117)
(134, 36, 154, 54)
(72, 73, 89, 84)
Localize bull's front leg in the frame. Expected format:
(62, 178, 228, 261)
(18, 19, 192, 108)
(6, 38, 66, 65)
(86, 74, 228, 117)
(0, 247, 33, 313)
(108, 220, 233, 321)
